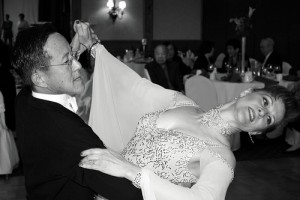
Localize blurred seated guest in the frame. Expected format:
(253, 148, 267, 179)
(145, 44, 184, 92)
(165, 42, 192, 76)
(0, 90, 19, 176)
(220, 39, 250, 73)
(17, 13, 29, 33)
(0, 40, 16, 132)
(193, 40, 215, 75)
(285, 81, 300, 151)
(260, 37, 282, 72)
(1, 14, 13, 47)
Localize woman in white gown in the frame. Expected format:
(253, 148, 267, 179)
(0, 91, 19, 175)
(71, 22, 299, 200)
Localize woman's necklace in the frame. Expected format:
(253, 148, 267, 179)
(198, 105, 232, 136)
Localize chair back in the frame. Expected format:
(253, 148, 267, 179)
(282, 61, 292, 75)
(214, 53, 225, 69)
(144, 68, 152, 81)
(185, 75, 218, 112)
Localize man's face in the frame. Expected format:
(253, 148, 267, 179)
(40, 33, 84, 96)
(167, 44, 175, 60)
(260, 41, 271, 56)
(154, 45, 167, 65)
(226, 46, 239, 57)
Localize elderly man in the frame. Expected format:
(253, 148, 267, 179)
(13, 22, 142, 200)
(145, 44, 184, 92)
(260, 37, 282, 72)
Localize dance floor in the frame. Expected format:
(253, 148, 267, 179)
(1, 136, 300, 200)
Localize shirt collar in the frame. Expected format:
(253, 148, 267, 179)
(263, 51, 273, 66)
(32, 91, 78, 113)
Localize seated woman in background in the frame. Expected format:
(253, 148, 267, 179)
(165, 42, 192, 77)
(193, 40, 215, 76)
(219, 38, 250, 73)
(76, 28, 299, 200)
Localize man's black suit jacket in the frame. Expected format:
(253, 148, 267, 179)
(145, 61, 184, 92)
(16, 87, 142, 200)
(264, 51, 282, 73)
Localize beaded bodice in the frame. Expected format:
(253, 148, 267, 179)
(121, 108, 233, 184)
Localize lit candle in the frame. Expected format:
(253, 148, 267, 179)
(241, 37, 246, 73)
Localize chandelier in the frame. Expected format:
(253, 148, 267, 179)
(107, 0, 126, 22)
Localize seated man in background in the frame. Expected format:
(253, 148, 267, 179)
(260, 37, 282, 72)
(145, 44, 184, 92)
(12, 22, 142, 200)
(193, 40, 215, 75)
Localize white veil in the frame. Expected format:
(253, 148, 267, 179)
(88, 45, 175, 152)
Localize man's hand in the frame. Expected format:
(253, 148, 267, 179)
(80, 148, 141, 182)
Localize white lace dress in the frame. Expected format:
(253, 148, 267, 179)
(89, 45, 235, 200)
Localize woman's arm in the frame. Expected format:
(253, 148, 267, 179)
(80, 148, 233, 200)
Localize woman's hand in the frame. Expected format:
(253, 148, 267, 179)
(70, 20, 100, 53)
(80, 148, 141, 182)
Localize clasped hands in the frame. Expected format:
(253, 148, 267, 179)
(70, 20, 100, 55)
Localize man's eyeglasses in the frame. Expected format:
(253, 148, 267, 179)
(41, 51, 80, 68)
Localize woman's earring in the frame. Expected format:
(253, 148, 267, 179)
(248, 131, 261, 143)
(248, 132, 255, 143)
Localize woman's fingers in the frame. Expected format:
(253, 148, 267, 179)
(81, 148, 105, 156)
(70, 33, 80, 51)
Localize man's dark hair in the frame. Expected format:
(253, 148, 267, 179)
(19, 13, 25, 20)
(199, 40, 214, 54)
(226, 39, 240, 50)
(12, 23, 57, 87)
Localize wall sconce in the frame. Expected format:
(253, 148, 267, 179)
(107, 0, 126, 22)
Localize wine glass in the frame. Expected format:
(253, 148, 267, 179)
(274, 65, 281, 74)
(261, 65, 268, 76)
(224, 62, 233, 75)
(207, 64, 214, 73)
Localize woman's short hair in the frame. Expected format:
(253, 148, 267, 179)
(226, 39, 240, 50)
(12, 24, 57, 87)
(199, 40, 215, 54)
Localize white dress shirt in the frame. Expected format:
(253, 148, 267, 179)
(32, 91, 78, 113)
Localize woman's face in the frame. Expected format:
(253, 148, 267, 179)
(233, 91, 285, 132)
(226, 45, 239, 57)
(167, 44, 175, 60)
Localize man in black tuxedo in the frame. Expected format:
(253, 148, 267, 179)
(260, 37, 282, 72)
(145, 44, 184, 92)
(13, 22, 142, 200)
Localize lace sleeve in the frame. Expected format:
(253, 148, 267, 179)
(139, 160, 233, 200)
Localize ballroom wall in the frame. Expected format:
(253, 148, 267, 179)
(81, 0, 144, 40)
(3, 0, 299, 68)
(81, 0, 202, 56)
(3, 0, 38, 41)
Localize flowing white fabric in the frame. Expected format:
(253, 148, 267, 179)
(89, 45, 234, 200)
(89, 45, 175, 152)
(0, 91, 19, 174)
